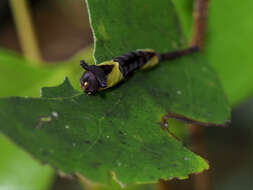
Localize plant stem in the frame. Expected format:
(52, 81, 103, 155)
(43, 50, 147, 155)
(189, 0, 211, 189)
(189, 125, 211, 190)
(9, 0, 42, 63)
(157, 179, 174, 190)
(190, 0, 209, 50)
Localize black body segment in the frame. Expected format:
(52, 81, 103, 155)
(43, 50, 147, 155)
(113, 50, 158, 77)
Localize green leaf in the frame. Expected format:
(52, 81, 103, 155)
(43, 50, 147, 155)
(0, 46, 91, 190)
(0, 0, 230, 187)
(205, 0, 253, 105)
(0, 79, 209, 185)
(0, 50, 56, 190)
(0, 134, 54, 190)
(86, 0, 229, 125)
(41, 78, 80, 98)
(172, 0, 193, 41)
(88, 0, 184, 63)
(0, 47, 92, 98)
(172, 0, 253, 105)
(0, 49, 59, 97)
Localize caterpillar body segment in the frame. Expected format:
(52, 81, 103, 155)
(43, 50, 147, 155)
(114, 49, 159, 77)
(98, 61, 124, 90)
(80, 46, 198, 95)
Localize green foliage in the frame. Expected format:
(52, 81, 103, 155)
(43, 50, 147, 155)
(0, 48, 93, 98)
(206, 0, 253, 105)
(86, 0, 230, 125)
(0, 79, 209, 185)
(0, 50, 55, 190)
(0, 134, 54, 190)
(172, 0, 193, 41)
(0, 49, 60, 97)
(172, 0, 253, 105)
(0, 0, 231, 187)
(87, 0, 184, 63)
(0, 47, 92, 190)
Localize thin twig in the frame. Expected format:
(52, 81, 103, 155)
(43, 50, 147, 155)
(189, 0, 211, 189)
(190, 0, 209, 50)
(9, 0, 42, 63)
(189, 125, 211, 190)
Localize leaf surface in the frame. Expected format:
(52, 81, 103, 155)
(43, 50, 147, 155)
(86, 0, 230, 125)
(0, 79, 209, 185)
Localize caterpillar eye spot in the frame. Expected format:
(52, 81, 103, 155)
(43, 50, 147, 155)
(84, 82, 89, 87)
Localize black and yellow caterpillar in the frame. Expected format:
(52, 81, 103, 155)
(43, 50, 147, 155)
(80, 46, 198, 95)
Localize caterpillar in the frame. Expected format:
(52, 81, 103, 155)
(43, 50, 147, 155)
(80, 46, 198, 95)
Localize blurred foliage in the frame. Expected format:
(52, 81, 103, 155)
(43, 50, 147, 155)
(205, 0, 253, 105)
(205, 103, 253, 190)
(0, 134, 54, 190)
(173, 0, 253, 105)
(0, 47, 92, 98)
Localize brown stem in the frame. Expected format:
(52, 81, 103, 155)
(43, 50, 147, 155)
(189, 125, 211, 190)
(157, 179, 173, 190)
(158, 0, 210, 189)
(190, 0, 209, 50)
(188, 0, 211, 189)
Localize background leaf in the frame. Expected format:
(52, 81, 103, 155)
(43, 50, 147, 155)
(0, 134, 54, 190)
(205, 0, 253, 105)
(172, 0, 253, 105)
(0, 50, 55, 190)
(0, 47, 92, 98)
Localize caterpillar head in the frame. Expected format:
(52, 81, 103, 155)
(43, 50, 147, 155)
(80, 60, 107, 95)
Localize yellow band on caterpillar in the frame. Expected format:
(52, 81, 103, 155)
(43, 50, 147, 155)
(140, 54, 159, 70)
(138, 49, 159, 70)
(98, 61, 124, 89)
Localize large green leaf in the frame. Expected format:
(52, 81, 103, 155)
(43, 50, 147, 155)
(0, 0, 230, 187)
(172, 0, 253, 105)
(0, 47, 91, 189)
(0, 79, 209, 185)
